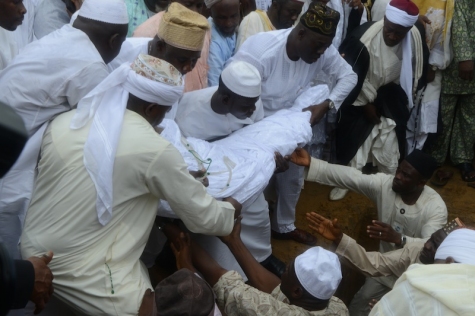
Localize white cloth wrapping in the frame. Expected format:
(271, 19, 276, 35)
(434, 228, 475, 264)
(71, 63, 183, 225)
(385, 3, 419, 28)
(160, 85, 329, 208)
(78, 0, 129, 24)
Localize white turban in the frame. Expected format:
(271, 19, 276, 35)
(295, 247, 342, 300)
(71, 54, 184, 226)
(435, 228, 475, 265)
(79, 0, 129, 25)
(385, 2, 418, 28)
(222, 61, 261, 98)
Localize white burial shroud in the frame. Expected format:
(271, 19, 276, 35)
(159, 85, 329, 214)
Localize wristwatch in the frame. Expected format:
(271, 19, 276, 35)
(400, 235, 407, 247)
(325, 99, 335, 110)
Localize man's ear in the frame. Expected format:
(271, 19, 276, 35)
(109, 33, 121, 49)
(292, 286, 304, 299)
(144, 103, 158, 118)
(297, 27, 306, 40)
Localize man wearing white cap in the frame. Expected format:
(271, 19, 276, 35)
(370, 228, 475, 316)
(162, 219, 349, 315)
(0, 0, 129, 260)
(235, 0, 304, 52)
(230, 3, 357, 246)
(333, 0, 428, 201)
(21, 54, 240, 315)
(109, 3, 209, 91)
(205, 0, 240, 87)
(175, 60, 287, 277)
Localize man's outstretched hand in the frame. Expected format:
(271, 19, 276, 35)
(27, 251, 54, 315)
(223, 197, 242, 218)
(367, 220, 401, 245)
(306, 212, 343, 244)
(303, 100, 330, 125)
(286, 148, 311, 167)
(274, 152, 290, 173)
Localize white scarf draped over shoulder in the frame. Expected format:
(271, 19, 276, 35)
(70, 62, 183, 226)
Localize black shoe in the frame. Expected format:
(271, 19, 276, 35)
(260, 254, 286, 278)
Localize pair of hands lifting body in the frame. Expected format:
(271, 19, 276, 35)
(287, 148, 403, 246)
(27, 251, 55, 315)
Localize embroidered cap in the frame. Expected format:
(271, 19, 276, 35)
(300, 2, 340, 37)
(131, 54, 183, 87)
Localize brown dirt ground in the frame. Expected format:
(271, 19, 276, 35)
(272, 164, 475, 305)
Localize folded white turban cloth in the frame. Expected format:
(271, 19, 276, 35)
(295, 247, 342, 300)
(79, 0, 129, 24)
(435, 228, 475, 265)
(71, 54, 184, 225)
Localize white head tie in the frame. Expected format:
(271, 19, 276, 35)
(221, 61, 261, 98)
(79, 0, 129, 25)
(435, 228, 475, 265)
(71, 55, 183, 226)
(294, 247, 342, 300)
(385, 3, 418, 28)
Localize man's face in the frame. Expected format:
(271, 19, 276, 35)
(382, 16, 412, 47)
(228, 95, 259, 119)
(392, 160, 423, 194)
(210, 0, 240, 37)
(419, 229, 447, 264)
(173, 0, 205, 14)
(297, 29, 333, 64)
(160, 42, 202, 75)
(0, 0, 27, 31)
(276, 1, 304, 29)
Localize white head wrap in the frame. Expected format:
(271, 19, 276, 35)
(78, 0, 129, 24)
(435, 228, 475, 265)
(294, 247, 342, 300)
(71, 54, 183, 226)
(221, 61, 261, 98)
(385, 2, 419, 109)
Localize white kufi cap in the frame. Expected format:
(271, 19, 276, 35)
(79, 0, 129, 25)
(294, 247, 342, 300)
(435, 228, 475, 265)
(221, 61, 261, 98)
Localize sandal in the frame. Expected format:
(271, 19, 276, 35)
(430, 169, 454, 186)
(457, 163, 475, 182)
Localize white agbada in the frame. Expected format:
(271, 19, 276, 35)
(175, 86, 265, 140)
(0, 24, 109, 258)
(229, 29, 356, 116)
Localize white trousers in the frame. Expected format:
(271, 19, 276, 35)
(269, 162, 305, 233)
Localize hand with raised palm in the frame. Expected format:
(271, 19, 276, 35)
(306, 212, 343, 244)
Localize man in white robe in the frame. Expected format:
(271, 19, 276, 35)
(21, 54, 240, 316)
(235, 0, 304, 52)
(332, 0, 427, 201)
(288, 147, 447, 316)
(175, 61, 287, 276)
(0, 0, 27, 70)
(0, 0, 129, 260)
(229, 2, 357, 244)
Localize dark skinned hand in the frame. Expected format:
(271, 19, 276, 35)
(459, 60, 474, 81)
(367, 220, 401, 245)
(303, 100, 330, 126)
(369, 299, 379, 310)
(306, 212, 343, 244)
(188, 169, 209, 187)
(170, 232, 196, 272)
(285, 148, 311, 167)
(27, 251, 54, 315)
(219, 216, 243, 245)
(274, 152, 290, 173)
(426, 67, 436, 83)
(223, 197, 242, 218)
(418, 15, 431, 26)
(363, 103, 381, 124)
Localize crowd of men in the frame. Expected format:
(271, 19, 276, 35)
(0, 0, 474, 314)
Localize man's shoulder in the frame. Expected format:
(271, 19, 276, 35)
(419, 185, 446, 208)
